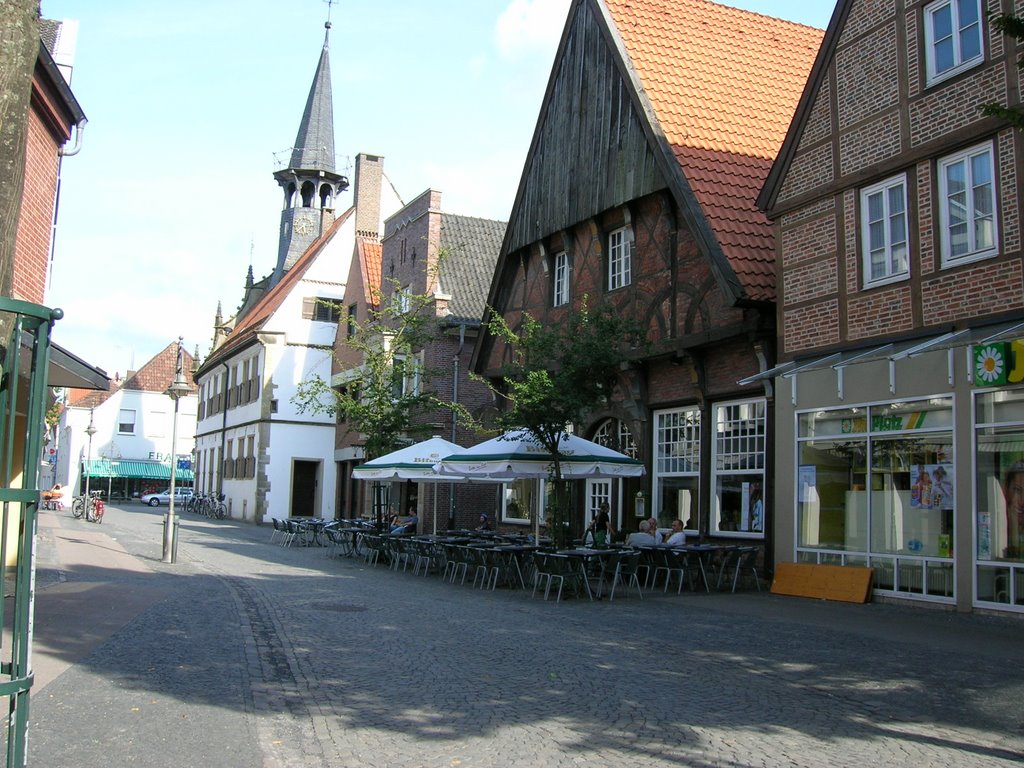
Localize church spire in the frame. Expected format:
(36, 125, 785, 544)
(271, 17, 349, 285)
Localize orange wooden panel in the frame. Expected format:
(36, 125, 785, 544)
(770, 562, 873, 604)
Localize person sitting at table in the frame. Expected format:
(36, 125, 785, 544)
(627, 519, 659, 547)
(476, 513, 491, 531)
(390, 506, 418, 533)
(664, 518, 688, 546)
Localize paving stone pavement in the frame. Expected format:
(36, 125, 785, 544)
(26, 504, 1024, 768)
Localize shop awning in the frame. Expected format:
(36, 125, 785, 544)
(739, 319, 1024, 401)
(83, 459, 193, 482)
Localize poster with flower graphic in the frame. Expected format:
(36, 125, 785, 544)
(974, 343, 1008, 386)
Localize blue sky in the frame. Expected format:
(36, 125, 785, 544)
(40, 0, 835, 380)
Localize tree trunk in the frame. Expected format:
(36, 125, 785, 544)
(0, 0, 39, 298)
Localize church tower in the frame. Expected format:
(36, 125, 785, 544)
(271, 20, 348, 285)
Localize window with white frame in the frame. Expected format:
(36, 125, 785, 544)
(653, 407, 701, 531)
(501, 478, 548, 525)
(924, 0, 983, 86)
(553, 251, 569, 306)
(711, 399, 766, 536)
(861, 174, 909, 285)
(398, 286, 411, 314)
(118, 409, 136, 435)
(607, 227, 631, 291)
(938, 142, 997, 266)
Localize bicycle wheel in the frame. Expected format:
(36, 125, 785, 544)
(72, 498, 84, 519)
(215, 502, 227, 519)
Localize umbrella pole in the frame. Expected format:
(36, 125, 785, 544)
(432, 483, 437, 535)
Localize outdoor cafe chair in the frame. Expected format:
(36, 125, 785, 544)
(716, 546, 762, 592)
(323, 527, 353, 558)
(387, 537, 414, 573)
(283, 519, 308, 547)
(653, 548, 689, 594)
(269, 518, 286, 546)
(608, 551, 644, 601)
(411, 540, 443, 577)
(356, 532, 385, 566)
(531, 553, 585, 602)
(442, 544, 469, 585)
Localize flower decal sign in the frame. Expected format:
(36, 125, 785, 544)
(974, 343, 1008, 386)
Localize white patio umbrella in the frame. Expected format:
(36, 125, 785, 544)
(352, 436, 466, 534)
(433, 429, 645, 541)
(351, 436, 464, 481)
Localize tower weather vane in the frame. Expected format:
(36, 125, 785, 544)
(324, 0, 335, 28)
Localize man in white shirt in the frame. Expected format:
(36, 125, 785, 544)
(664, 518, 688, 546)
(627, 519, 659, 547)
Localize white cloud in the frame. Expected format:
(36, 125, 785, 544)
(495, 0, 571, 61)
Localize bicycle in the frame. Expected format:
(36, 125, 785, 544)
(72, 491, 105, 523)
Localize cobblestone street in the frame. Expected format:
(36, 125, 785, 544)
(27, 505, 1024, 767)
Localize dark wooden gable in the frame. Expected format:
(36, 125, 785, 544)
(502, 0, 668, 256)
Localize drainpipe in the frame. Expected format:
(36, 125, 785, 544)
(58, 118, 87, 158)
(448, 323, 466, 529)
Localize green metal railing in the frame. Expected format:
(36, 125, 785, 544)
(0, 298, 59, 766)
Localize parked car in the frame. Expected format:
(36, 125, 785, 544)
(140, 487, 193, 507)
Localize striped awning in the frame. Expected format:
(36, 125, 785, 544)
(83, 459, 194, 481)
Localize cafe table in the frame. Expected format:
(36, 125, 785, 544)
(557, 547, 623, 599)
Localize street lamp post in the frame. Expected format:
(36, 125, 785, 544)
(162, 338, 191, 564)
(83, 410, 96, 508)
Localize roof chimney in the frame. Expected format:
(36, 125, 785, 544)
(353, 153, 384, 240)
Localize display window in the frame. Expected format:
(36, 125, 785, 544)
(974, 388, 1024, 608)
(711, 399, 766, 537)
(653, 406, 701, 531)
(796, 397, 954, 598)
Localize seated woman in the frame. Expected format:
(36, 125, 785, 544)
(475, 513, 491, 531)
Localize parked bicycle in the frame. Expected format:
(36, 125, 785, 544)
(71, 491, 105, 523)
(189, 492, 226, 519)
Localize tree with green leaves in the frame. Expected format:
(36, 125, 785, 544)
(476, 296, 643, 545)
(294, 278, 468, 460)
(982, 13, 1024, 129)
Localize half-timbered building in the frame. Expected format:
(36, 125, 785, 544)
(759, 0, 1024, 613)
(474, 0, 822, 544)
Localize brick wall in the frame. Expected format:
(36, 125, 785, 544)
(772, 0, 1024, 359)
(13, 109, 58, 304)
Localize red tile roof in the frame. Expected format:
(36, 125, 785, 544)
(67, 341, 195, 408)
(606, 0, 823, 301)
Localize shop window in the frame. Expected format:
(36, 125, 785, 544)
(923, 0, 983, 86)
(501, 478, 547, 525)
(796, 398, 955, 596)
(711, 399, 766, 537)
(938, 142, 997, 267)
(975, 388, 1024, 609)
(653, 407, 701, 531)
(860, 174, 909, 286)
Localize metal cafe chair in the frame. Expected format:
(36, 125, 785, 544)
(607, 551, 644, 601)
(716, 546, 762, 592)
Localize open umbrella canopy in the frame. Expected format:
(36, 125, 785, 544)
(433, 429, 645, 480)
(351, 436, 466, 481)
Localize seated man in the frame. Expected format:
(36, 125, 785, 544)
(390, 507, 418, 534)
(664, 518, 688, 546)
(626, 520, 659, 547)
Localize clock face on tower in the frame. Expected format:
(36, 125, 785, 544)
(294, 214, 314, 237)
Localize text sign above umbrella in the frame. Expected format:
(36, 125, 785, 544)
(351, 436, 465, 481)
(433, 430, 645, 480)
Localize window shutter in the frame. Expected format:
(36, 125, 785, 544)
(301, 296, 315, 320)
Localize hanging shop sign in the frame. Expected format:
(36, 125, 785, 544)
(973, 340, 1024, 387)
